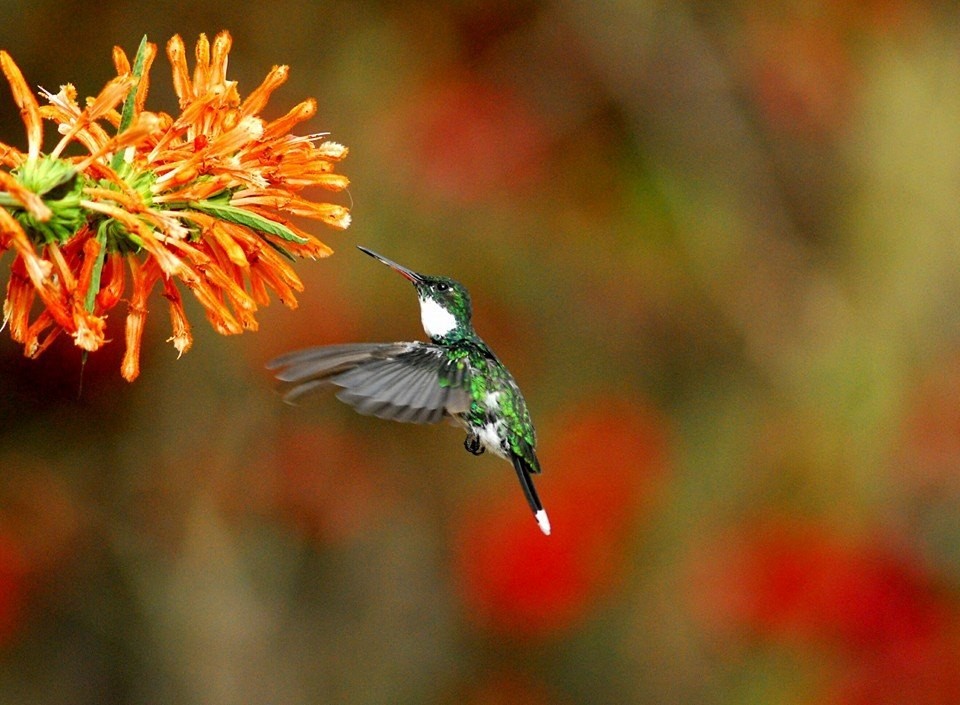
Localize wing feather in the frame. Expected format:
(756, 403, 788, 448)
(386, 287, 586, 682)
(268, 344, 405, 384)
(335, 361, 414, 400)
(269, 341, 471, 423)
(279, 379, 329, 403)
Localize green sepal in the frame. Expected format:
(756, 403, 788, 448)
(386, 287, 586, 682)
(4, 156, 86, 245)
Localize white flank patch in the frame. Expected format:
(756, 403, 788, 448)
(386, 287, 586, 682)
(484, 391, 501, 410)
(477, 422, 506, 456)
(536, 509, 551, 536)
(419, 296, 457, 339)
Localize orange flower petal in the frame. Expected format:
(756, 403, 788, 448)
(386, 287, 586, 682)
(121, 256, 162, 381)
(160, 275, 192, 356)
(241, 64, 289, 117)
(166, 35, 193, 105)
(0, 50, 42, 160)
(2, 258, 34, 343)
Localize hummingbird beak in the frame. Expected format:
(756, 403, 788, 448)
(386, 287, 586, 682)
(357, 246, 424, 284)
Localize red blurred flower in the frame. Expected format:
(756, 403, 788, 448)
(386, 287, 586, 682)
(454, 398, 668, 638)
(827, 634, 960, 705)
(689, 518, 946, 651)
(382, 72, 547, 203)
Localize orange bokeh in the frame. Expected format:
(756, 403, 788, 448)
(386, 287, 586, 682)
(261, 421, 397, 546)
(898, 350, 960, 490)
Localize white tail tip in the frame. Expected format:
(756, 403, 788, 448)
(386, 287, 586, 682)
(536, 509, 551, 536)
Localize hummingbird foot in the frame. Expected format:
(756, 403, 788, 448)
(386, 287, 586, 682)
(464, 433, 485, 456)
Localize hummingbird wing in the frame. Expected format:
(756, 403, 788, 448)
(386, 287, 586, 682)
(267, 342, 472, 424)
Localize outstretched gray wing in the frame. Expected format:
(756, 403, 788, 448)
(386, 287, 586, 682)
(267, 342, 471, 424)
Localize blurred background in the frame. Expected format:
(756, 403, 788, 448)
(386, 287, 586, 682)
(2, 0, 960, 702)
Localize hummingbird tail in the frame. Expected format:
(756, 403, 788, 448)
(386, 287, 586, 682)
(511, 454, 551, 536)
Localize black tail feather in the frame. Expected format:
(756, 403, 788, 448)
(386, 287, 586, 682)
(511, 453, 544, 517)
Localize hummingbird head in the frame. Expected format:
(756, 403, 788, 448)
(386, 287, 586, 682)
(358, 246, 473, 341)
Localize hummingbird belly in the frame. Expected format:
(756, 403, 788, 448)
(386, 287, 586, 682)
(474, 419, 509, 458)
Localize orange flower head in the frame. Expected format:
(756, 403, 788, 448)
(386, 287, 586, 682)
(0, 32, 350, 380)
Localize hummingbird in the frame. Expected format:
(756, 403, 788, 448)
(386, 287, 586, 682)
(266, 246, 550, 535)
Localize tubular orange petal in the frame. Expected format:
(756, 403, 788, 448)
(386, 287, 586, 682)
(203, 220, 250, 268)
(112, 45, 131, 75)
(49, 75, 135, 159)
(23, 309, 61, 358)
(74, 237, 102, 308)
(247, 267, 271, 306)
(70, 305, 106, 351)
(0, 141, 26, 168)
(260, 99, 316, 141)
(95, 251, 125, 312)
(0, 51, 42, 161)
(191, 33, 212, 90)
(3, 259, 34, 342)
(0, 209, 71, 330)
(121, 256, 162, 381)
(166, 35, 192, 105)
(241, 64, 289, 117)
(210, 31, 232, 86)
(250, 258, 301, 308)
(45, 243, 77, 292)
(160, 275, 192, 356)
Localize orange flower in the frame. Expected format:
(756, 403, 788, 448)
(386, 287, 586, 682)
(0, 32, 349, 380)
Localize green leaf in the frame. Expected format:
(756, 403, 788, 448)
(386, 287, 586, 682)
(85, 229, 108, 313)
(262, 237, 297, 262)
(187, 200, 308, 244)
(112, 35, 150, 171)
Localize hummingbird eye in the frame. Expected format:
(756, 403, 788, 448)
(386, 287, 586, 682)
(435, 282, 449, 292)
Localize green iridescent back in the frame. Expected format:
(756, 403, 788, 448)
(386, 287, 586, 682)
(441, 338, 540, 472)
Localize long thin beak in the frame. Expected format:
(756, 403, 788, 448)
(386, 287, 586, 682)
(357, 246, 424, 284)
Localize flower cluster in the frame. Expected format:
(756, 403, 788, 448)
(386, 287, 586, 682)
(0, 32, 349, 380)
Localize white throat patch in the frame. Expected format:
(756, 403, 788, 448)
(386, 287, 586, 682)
(419, 296, 457, 339)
